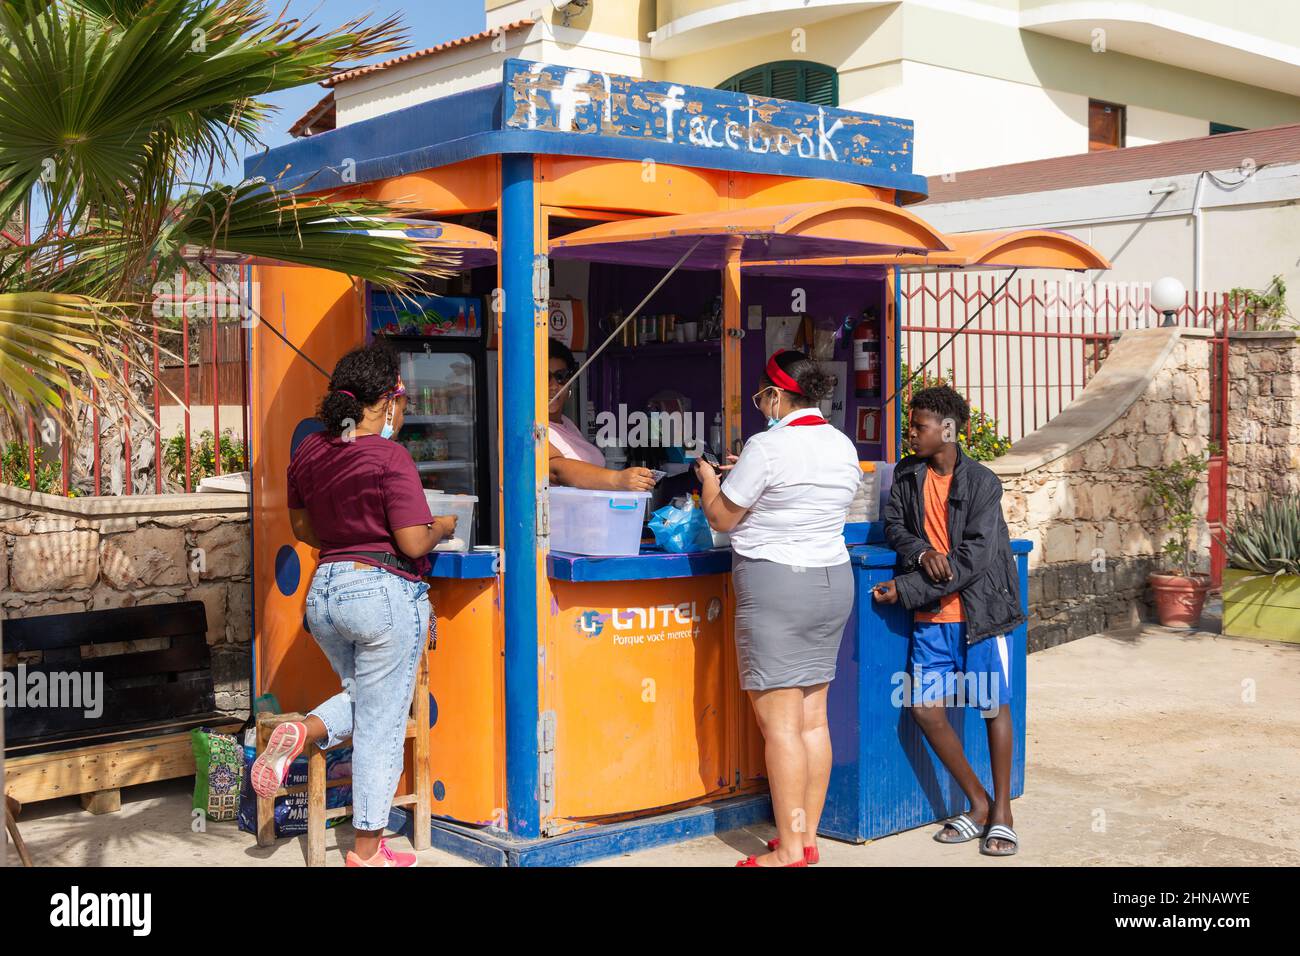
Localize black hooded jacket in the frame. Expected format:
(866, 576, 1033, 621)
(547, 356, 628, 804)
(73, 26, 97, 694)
(883, 446, 1025, 643)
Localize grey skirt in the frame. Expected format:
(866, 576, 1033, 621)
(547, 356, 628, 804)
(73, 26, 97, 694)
(732, 552, 854, 692)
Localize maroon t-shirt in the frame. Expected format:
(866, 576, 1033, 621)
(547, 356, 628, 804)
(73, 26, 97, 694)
(287, 432, 435, 580)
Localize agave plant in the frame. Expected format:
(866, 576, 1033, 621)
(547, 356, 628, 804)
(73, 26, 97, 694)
(0, 0, 456, 435)
(1225, 495, 1300, 577)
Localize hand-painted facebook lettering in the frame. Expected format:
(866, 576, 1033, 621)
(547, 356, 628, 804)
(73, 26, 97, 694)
(504, 60, 914, 173)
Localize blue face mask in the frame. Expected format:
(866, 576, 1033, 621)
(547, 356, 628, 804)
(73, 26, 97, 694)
(765, 392, 781, 429)
(379, 399, 396, 440)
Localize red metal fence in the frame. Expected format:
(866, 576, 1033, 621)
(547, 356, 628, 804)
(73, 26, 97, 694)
(900, 272, 1256, 586)
(899, 273, 1252, 444)
(3, 263, 252, 496)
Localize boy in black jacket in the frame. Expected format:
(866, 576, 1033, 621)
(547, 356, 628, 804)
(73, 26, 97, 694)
(873, 385, 1024, 856)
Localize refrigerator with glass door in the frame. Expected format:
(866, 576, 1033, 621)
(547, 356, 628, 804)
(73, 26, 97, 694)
(367, 290, 491, 546)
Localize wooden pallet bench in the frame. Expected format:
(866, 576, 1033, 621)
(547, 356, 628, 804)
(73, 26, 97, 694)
(3, 602, 243, 811)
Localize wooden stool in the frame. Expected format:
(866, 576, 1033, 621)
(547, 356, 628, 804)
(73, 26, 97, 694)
(5, 794, 33, 867)
(254, 651, 430, 867)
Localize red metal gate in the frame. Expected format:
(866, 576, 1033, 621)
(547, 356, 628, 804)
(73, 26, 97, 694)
(4, 263, 251, 496)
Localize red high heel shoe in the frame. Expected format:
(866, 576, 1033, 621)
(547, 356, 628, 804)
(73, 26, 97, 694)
(736, 854, 807, 867)
(766, 837, 820, 865)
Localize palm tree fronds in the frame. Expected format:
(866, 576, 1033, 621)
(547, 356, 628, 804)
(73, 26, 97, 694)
(162, 180, 461, 288)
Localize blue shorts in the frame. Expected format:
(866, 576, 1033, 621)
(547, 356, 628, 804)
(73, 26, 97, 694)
(908, 621, 1011, 714)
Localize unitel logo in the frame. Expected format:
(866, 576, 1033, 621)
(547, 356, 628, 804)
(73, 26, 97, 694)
(612, 603, 700, 630)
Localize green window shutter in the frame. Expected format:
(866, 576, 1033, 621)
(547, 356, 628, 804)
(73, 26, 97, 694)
(803, 66, 836, 106)
(737, 68, 767, 96)
(719, 62, 838, 107)
(769, 65, 800, 101)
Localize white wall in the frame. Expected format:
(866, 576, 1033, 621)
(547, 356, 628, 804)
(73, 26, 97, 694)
(1203, 201, 1300, 308)
(334, 22, 658, 128)
(848, 60, 1090, 176)
(1126, 104, 1209, 147)
(336, 32, 548, 127)
(850, 60, 1222, 176)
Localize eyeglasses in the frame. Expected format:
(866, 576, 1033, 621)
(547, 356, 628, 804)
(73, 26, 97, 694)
(751, 386, 778, 412)
(549, 367, 575, 385)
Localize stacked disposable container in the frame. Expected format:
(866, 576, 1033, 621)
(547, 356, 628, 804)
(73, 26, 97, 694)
(846, 462, 898, 524)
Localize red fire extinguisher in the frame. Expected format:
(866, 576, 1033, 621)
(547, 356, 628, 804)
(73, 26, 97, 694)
(854, 308, 881, 398)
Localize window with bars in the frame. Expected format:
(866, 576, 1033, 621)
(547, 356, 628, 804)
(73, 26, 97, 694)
(718, 61, 838, 107)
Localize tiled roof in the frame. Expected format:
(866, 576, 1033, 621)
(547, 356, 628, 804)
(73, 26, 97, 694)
(288, 90, 336, 138)
(320, 19, 537, 88)
(922, 123, 1300, 204)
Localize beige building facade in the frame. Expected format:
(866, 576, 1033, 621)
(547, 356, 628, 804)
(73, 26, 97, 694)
(303, 2, 1300, 176)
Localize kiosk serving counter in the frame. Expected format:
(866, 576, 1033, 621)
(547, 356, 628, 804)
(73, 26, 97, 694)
(247, 58, 1108, 864)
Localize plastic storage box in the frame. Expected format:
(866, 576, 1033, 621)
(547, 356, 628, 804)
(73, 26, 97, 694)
(423, 491, 477, 551)
(548, 486, 651, 556)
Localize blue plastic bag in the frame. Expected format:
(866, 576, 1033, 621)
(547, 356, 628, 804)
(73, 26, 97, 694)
(649, 501, 714, 553)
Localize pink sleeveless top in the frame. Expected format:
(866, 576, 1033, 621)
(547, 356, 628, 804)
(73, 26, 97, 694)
(549, 415, 605, 466)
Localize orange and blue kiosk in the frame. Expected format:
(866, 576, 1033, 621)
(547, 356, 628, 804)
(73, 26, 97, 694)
(246, 59, 1109, 865)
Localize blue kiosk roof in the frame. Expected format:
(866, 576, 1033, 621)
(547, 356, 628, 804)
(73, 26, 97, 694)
(245, 59, 929, 203)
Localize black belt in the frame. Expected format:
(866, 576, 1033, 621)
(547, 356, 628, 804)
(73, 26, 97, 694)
(330, 550, 421, 576)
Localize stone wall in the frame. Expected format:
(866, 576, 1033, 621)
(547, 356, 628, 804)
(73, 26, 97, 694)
(990, 328, 1213, 650)
(0, 486, 251, 714)
(1226, 330, 1300, 516)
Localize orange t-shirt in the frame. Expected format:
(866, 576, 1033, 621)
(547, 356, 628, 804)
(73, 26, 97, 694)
(914, 468, 965, 623)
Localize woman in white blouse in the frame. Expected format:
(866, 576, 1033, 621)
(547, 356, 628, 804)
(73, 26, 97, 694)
(695, 348, 862, 868)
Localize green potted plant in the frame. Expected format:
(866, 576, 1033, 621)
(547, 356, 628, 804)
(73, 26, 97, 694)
(1222, 495, 1300, 643)
(1141, 450, 1213, 627)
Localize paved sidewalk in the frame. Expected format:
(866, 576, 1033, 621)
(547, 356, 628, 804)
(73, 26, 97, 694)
(10, 620, 1298, 867)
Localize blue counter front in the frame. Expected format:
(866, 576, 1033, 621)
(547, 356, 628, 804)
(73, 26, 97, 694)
(544, 521, 883, 582)
(438, 529, 1030, 844)
(821, 539, 1032, 843)
(426, 550, 498, 579)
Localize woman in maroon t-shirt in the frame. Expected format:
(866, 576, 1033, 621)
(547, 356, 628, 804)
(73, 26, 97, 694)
(250, 344, 457, 867)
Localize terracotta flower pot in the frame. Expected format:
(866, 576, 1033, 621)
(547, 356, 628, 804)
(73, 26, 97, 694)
(1148, 573, 1212, 628)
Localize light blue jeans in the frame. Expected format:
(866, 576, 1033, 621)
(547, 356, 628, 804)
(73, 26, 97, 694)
(304, 561, 431, 832)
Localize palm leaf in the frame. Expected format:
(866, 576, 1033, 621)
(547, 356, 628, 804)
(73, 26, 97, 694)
(161, 181, 460, 288)
(0, 0, 408, 235)
(0, 0, 446, 437)
(0, 290, 152, 430)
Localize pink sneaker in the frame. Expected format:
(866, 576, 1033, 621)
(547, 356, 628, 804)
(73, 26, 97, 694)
(346, 839, 419, 867)
(249, 721, 308, 799)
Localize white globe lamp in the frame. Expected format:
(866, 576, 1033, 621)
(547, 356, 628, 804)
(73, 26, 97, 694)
(1151, 276, 1186, 327)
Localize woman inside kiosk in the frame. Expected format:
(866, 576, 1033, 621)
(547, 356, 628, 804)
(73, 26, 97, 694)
(547, 338, 656, 493)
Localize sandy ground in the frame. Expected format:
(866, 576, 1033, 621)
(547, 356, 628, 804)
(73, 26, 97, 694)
(10, 613, 1299, 868)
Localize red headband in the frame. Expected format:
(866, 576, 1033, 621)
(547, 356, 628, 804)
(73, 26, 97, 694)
(765, 350, 804, 395)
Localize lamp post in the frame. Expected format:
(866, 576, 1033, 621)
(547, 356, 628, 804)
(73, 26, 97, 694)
(1151, 276, 1186, 327)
